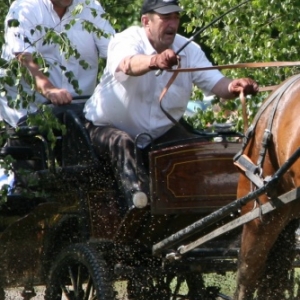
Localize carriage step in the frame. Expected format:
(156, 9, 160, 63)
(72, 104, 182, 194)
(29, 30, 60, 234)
(185, 247, 239, 258)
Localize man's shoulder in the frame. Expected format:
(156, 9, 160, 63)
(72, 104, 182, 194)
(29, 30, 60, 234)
(173, 34, 201, 53)
(116, 26, 142, 37)
(112, 26, 144, 44)
(174, 34, 197, 47)
(10, 0, 41, 9)
(8, 0, 43, 16)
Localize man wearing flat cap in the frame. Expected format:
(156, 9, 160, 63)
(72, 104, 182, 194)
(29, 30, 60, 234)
(141, 0, 183, 14)
(84, 0, 258, 210)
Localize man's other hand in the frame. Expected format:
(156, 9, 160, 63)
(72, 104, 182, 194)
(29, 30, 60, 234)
(228, 78, 259, 96)
(149, 49, 179, 70)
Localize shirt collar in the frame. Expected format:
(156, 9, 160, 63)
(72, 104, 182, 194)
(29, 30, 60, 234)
(42, 0, 53, 11)
(171, 36, 187, 57)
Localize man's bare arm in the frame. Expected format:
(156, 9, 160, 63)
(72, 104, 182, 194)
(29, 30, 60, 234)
(17, 52, 72, 105)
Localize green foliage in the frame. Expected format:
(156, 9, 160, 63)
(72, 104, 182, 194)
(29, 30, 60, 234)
(180, 0, 300, 130)
(186, 92, 268, 133)
(0, 154, 14, 204)
(100, 0, 143, 30)
(0, 1, 10, 47)
(100, 0, 300, 131)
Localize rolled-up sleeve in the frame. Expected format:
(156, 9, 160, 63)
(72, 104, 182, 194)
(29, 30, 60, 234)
(107, 28, 146, 82)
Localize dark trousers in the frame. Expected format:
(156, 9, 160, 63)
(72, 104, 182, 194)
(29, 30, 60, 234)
(85, 121, 198, 203)
(85, 122, 150, 204)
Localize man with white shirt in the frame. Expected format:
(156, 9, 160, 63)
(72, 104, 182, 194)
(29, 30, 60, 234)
(0, 0, 115, 127)
(0, 0, 115, 192)
(84, 0, 258, 209)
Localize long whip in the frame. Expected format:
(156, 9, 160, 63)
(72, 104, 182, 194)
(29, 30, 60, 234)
(156, 0, 251, 76)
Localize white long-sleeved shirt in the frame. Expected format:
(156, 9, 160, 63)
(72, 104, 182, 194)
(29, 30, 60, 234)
(84, 26, 224, 147)
(0, 0, 115, 127)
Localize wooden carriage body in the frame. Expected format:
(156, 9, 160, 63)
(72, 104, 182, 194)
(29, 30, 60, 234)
(149, 138, 240, 214)
(0, 113, 243, 298)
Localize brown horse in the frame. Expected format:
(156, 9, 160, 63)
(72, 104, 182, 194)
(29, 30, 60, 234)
(233, 73, 300, 300)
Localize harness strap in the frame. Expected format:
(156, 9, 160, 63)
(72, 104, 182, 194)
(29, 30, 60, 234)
(233, 124, 254, 164)
(256, 74, 300, 168)
(166, 61, 300, 73)
(234, 74, 300, 186)
(234, 154, 264, 188)
(256, 129, 272, 169)
(234, 154, 259, 174)
(159, 62, 188, 131)
(239, 92, 248, 133)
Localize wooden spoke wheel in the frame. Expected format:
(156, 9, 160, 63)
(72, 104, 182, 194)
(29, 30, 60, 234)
(127, 270, 220, 300)
(44, 243, 114, 300)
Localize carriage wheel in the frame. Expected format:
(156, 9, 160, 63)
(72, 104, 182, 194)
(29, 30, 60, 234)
(127, 272, 172, 300)
(44, 243, 114, 300)
(186, 273, 221, 300)
(127, 271, 220, 300)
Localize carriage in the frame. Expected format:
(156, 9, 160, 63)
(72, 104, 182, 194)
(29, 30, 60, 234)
(1, 72, 300, 300)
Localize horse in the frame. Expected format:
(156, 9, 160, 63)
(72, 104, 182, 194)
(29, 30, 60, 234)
(233, 73, 300, 300)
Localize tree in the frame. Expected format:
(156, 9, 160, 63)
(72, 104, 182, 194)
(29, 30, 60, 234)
(179, 0, 300, 129)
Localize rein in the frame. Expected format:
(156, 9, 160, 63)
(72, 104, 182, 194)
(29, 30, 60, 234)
(155, 0, 251, 76)
(159, 60, 300, 130)
(158, 62, 300, 214)
(166, 61, 300, 73)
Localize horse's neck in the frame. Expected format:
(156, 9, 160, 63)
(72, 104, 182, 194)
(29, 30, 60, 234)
(234, 74, 300, 186)
(240, 74, 300, 154)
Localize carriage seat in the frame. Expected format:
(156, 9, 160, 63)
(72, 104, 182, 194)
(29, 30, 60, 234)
(0, 109, 103, 194)
(61, 109, 99, 167)
(0, 111, 104, 232)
